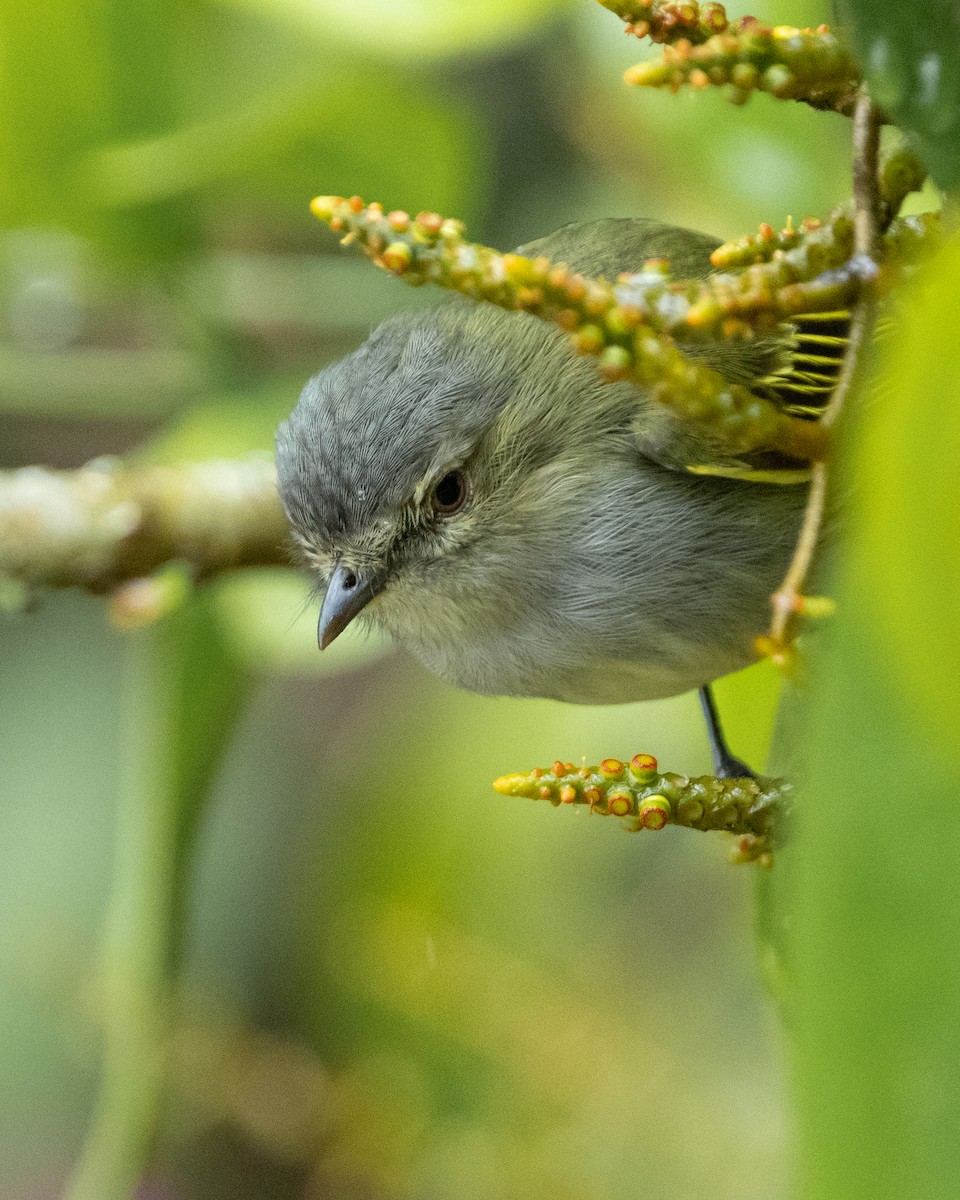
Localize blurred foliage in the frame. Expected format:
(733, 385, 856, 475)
(788, 236, 960, 1200)
(224, 0, 575, 57)
(63, 594, 252, 1200)
(836, 0, 960, 190)
(3, 1, 956, 1199)
(0, 588, 786, 1200)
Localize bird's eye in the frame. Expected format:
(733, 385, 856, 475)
(432, 469, 469, 515)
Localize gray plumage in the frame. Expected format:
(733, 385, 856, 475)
(276, 218, 807, 703)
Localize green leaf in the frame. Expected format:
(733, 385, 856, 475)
(855, 239, 960, 756)
(790, 237, 960, 1199)
(836, 0, 960, 189)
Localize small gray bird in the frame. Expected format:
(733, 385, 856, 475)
(276, 218, 830, 773)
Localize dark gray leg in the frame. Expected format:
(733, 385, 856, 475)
(698, 684, 756, 779)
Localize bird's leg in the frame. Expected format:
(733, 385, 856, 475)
(698, 685, 756, 779)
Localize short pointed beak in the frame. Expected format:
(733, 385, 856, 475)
(317, 562, 384, 649)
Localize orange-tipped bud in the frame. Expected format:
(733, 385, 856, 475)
(380, 243, 412, 273)
(415, 211, 444, 234)
(638, 796, 671, 830)
(608, 790, 633, 817)
(629, 753, 658, 783)
(310, 195, 340, 221)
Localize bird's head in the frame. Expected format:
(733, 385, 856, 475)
(276, 305, 577, 648)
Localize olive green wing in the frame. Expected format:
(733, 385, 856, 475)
(516, 216, 722, 282)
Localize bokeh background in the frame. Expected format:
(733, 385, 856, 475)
(0, 2, 850, 1197)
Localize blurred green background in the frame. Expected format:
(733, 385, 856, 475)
(0, 2, 850, 1197)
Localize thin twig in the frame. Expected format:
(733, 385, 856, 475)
(769, 460, 828, 642)
(766, 88, 882, 646)
(822, 91, 883, 433)
(851, 93, 885, 262)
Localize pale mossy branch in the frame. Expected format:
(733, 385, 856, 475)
(602, 3, 862, 115)
(310, 195, 828, 461)
(0, 456, 288, 596)
(493, 752, 791, 865)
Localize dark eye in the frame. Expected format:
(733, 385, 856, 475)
(432, 469, 469, 515)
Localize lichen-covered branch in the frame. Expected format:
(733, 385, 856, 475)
(619, 15, 862, 115)
(493, 753, 791, 864)
(0, 456, 288, 594)
(311, 195, 826, 461)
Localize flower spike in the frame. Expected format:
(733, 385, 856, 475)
(311, 194, 940, 463)
(493, 753, 791, 860)
(620, 17, 862, 115)
(310, 194, 829, 461)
